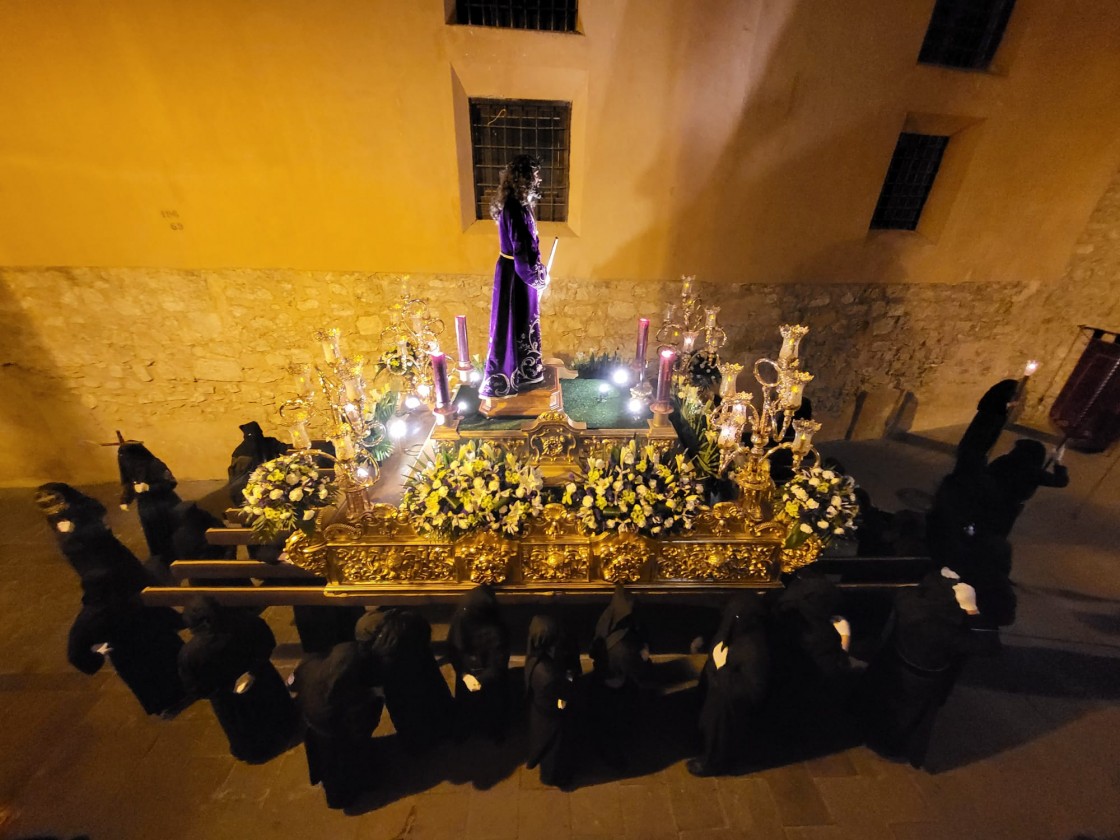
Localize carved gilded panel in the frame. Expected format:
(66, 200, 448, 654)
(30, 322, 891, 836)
(523, 545, 590, 582)
(593, 531, 652, 583)
(335, 545, 456, 582)
(658, 543, 776, 582)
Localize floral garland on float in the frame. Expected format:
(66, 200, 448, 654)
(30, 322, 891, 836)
(778, 465, 859, 559)
(401, 441, 545, 538)
(560, 440, 708, 538)
(242, 452, 338, 541)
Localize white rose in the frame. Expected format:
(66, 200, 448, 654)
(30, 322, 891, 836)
(56, 520, 74, 533)
(269, 489, 284, 500)
(799, 523, 813, 533)
(582, 496, 594, 508)
(289, 488, 304, 502)
(805, 499, 819, 510)
(822, 470, 835, 480)
(817, 520, 829, 529)
(303, 510, 316, 521)
(286, 473, 300, 485)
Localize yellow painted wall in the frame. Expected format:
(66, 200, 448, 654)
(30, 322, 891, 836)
(2, 0, 1119, 285)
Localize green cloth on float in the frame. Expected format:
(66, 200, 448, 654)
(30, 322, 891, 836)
(456, 379, 650, 431)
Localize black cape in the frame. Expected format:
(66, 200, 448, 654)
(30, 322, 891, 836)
(293, 642, 383, 809)
(697, 594, 769, 773)
(179, 597, 297, 762)
(525, 615, 581, 787)
(359, 608, 453, 748)
(862, 572, 999, 768)
(118, 442, 181, 564)
(987, 439, 1069, 537)
(447, 585, 511, 741)
(227, 421, 288, 505)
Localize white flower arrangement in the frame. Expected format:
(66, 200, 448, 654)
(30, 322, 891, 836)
(561, 440, 707, 538)
(242, 452, 337, 540)
(780, 465, 859, 548)
(401, 441, 544, 538)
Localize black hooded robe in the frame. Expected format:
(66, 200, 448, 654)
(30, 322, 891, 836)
(179, 598, 298, 762)
(768, 571, 853, 756)
(118, 443, 182, 567)
(694, 594, 769, 775)
(525, 615, 581, 787)
(293, 643, 383, 810)
(987, 439, 1069, 538)
(358, 608, 454, 749)
(69, 582, 187, 716)
(955, 379, 1019, 474)
(589, 584, 649, 768)
(447, 585, 511, 742)
(861, 573, 999, 768)
(227, 421, 288, 506)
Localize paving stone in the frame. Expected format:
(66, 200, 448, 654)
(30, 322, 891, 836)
(717, 775, 786, 838)
(757, 763, 833, 827)
(568, 783, 624, 836)
(620, 783, 678, 838)
(517, 788, 572, 839)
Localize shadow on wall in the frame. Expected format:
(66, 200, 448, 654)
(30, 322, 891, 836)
(0, 273, 108, 486)
(591, 0, 938, 440)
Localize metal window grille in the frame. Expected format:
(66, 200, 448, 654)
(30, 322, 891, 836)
(455, 0, 577, 32)
(870, 132, 950, 231)
(918, 0, 1016, 70)
(469, 98, 571, 223)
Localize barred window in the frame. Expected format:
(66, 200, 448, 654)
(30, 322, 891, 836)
(918, 0, 1016, 70)
(469, 98, 571, 223)
(870, 132, 950, 231)
(455, 0, 577, 32)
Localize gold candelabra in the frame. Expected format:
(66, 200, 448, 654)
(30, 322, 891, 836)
(655, 275, 728, 371)
(378, 283, 445, 407)
(709, 324, 821, 521)
(280, 328, 386, 511)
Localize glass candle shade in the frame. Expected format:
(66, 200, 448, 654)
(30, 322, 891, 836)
(778, 324, 808, 362)
(290, 421, 312, 451)
(718, 362, 743, 399)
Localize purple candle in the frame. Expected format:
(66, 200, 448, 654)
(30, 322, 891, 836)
(431, 352, 452, 408)
(455, 315, 470, 367)
(635, 317, 650, 368)
(655, 348, 676, 406)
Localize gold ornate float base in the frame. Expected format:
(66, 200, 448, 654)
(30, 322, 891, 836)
(285, 500, 823, 598)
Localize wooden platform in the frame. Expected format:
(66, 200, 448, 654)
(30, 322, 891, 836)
(478, 365, 563, 417)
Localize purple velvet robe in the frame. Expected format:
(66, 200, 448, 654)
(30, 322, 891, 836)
(480, 198, 548, 398)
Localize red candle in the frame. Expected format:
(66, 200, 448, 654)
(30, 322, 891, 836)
(455, 315, 470, 367)
(635, 317, 650, 368)
(431, 352, 452, 408)
(655, 348, 676, 406)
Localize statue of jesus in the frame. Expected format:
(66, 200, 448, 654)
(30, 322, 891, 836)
(478, 155, 550, 399)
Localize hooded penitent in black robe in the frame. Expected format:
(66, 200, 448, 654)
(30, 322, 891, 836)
(987, 438, 1069, 538)
(589, 584, 649, 769)
(293, 642, 383, 810)
(179, 597, 298, 762)
(691, 594, 769, 776)
(227, 421, 288, 506)
(768, 571, 853, 756)
(956, 379, 1019, 474)
(925, 466, 1003, 566)
(861, 572, 999, 768)
(951, 532, 1017, 627)
(118, 442, 181, 567)
(68, 572, 187, 716)
(36, 484, 187, 716)
(525, 615, 581, 787)
(447, 585, 511, 742)
(169, 502, 230, 562)
(357, 608, 453, 749)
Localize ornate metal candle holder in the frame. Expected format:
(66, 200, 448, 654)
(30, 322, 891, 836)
(709, 324, 820, 521)
(379, 287, 445, 405)
(655, 275, 729, 375)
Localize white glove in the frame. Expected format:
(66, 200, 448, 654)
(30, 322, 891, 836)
(133, 482, 149, 493)
(1053, 444, 1066, 464)
(712, 642, 729, 670)
(92, 643, 111, 655)
(953, 581, 980, 615)
(557, 698, 567, 710)
(940, 567, 960, 581)
(56, 520, 74, 533)
(462, 673, 482, 692)
(640, 645, 650, 662)
(831, 616, 851, 651)
(120, 504, 130, 511)
(234, 672, 255, 694)
(954, 582, 981, 613)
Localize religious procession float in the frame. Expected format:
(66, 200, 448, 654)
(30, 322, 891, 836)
(240, 273, 860, 600)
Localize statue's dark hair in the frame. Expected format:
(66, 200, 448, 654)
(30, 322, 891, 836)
(489, 154, 541, 221)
